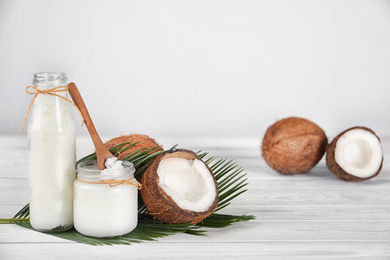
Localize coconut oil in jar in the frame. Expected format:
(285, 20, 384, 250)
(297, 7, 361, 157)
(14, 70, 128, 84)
(28, 72, 76, 232)
(74, 159, 139, 237)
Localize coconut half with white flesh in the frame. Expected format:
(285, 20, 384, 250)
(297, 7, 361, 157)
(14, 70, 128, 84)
(140, 149, 219, 224)
(326, 127, 383, 181)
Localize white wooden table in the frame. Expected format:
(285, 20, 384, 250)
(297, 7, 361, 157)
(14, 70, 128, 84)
(1, 135, 389, 259)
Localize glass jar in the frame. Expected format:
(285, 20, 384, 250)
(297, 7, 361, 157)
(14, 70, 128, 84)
(74, 160, 139, 238)
(28, 72, 76, 232)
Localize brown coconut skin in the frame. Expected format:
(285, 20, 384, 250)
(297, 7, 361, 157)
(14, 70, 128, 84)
(261, 117, 328, 175)
(326, 126, 383, 182)
(140, 149, 219, 224)
(104, 134, 163, 160)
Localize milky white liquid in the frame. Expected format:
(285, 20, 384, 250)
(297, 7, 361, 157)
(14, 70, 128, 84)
(73, 181, 138, 237)
(73, 160, 138, 237)
(28, 83, 76, 231)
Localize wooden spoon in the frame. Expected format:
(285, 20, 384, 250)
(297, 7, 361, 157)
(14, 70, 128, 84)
(67, 82, 114, 170)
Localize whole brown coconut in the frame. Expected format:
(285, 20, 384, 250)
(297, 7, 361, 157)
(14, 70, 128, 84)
(326, 126, 383, 182)
(140, 149, 219, 224)
(261, 117, 328, 175)
(104, 134, 163, 160)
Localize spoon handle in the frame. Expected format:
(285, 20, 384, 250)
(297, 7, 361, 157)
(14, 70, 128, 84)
(67, 82, 113, 170)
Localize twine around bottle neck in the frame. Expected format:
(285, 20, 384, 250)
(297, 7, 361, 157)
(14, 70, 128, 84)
(18, 85, 85, 133)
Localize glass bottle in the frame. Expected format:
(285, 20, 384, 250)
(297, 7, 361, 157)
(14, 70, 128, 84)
(28, 72, 76, 232)
(74, 160, 138, 237)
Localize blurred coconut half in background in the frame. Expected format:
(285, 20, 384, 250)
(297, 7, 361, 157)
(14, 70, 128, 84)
(326, 127, 383, 181)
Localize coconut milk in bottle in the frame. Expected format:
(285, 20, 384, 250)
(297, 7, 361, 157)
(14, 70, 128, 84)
(28, 72, 76, 232)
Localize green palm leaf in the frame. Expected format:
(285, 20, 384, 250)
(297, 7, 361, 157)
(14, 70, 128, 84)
(16, 214, 206, 246)
(0, 204, 30, 224)
(1, 142, 255, 245)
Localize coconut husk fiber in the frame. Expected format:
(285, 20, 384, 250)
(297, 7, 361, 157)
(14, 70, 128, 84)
(261, 117, 328, 175)
(104, 134, 163, 160)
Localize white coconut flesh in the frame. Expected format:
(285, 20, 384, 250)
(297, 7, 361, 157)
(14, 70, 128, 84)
(335, 129, 383, 178)
(157, 158, 217, 212)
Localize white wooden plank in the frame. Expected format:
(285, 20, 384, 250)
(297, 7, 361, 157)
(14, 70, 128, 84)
(3, 174, 390, 206)
(3, 203, 390, 225)
(1, 242, 390, 260)
(3, 203, 390, 222)
(0, 179, 28, 205)
(1, 218, 390, 244)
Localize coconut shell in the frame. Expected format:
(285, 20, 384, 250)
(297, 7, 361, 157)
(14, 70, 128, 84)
(261, 117, 328, 175)
(326, 126, 383, 182)
(140, 149, 219, 224)
(104, 134, 163, 160)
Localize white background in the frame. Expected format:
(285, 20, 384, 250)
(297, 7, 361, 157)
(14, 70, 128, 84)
(1, 0, 390, 141)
